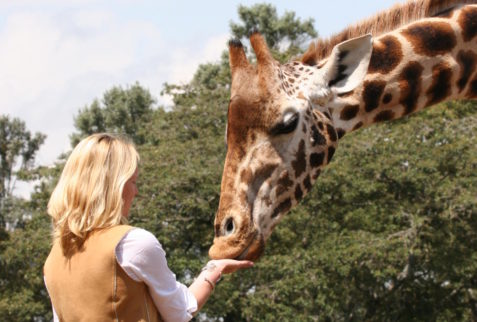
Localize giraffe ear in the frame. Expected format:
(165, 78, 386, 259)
(322, 34, 373, 94)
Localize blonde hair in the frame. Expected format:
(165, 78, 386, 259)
(48, 133, 139, 252)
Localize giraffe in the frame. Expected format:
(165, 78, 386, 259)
(208, 0, 477, 261)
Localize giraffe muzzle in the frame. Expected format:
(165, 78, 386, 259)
(208, 230, 265, 262)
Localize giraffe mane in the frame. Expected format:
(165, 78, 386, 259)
(300, 0, 476, 65)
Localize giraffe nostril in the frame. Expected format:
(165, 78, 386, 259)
(224, 218, 235, 236)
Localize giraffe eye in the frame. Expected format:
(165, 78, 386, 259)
(224, 218, 235, 236)
(270, 112, 299, 135)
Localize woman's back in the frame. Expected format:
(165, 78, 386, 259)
(44, 225, 161, 322)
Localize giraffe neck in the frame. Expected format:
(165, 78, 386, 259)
(327, 4, 477, 138)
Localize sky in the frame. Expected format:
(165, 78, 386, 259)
(0, 0, 400, 197)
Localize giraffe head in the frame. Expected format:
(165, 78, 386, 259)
(209, 31, 373, 261)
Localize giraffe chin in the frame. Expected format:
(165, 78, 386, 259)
(208, 232, 265, 262)
(235, 232, 265, 262)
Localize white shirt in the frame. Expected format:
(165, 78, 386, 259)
(48, 228, 198, 322)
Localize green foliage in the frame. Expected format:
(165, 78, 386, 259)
(0, 213, 53, 321)
(0, 115, 45, 230)
(71, 82, 156, 146)
(240, 101, 477, 321)
(230, 3, 317, 59)
(134, 92, 477, 321)
(0, 170, 55, 321)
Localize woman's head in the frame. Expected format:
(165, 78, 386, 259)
(48, 133, 139, 251)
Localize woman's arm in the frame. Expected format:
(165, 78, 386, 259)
(188, 259, 254, 312)
(117, 229, 198, 321)
(116, 229, 253, 321)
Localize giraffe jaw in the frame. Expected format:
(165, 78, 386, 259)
(235, 231, 265, 261)
(209, 230, 265, 262)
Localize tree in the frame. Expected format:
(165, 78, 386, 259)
(0, 175, 57, 321)
(0, 115, 45, 229)
(0, 116, 52, 321)
(230, 3, 317, 60)
(70, 82, 156, 146)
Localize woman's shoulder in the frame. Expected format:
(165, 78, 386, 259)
(124, 227, 156, 240)
(115, 227, 167, 282)
(116, 227, 167, 267)
(121, 227, 162, 250)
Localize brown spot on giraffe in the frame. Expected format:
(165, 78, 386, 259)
(303, 176, 312, 192)
(240, 168, 252, 185)
(292, 140, 307, 178)
(363, 80, 386, 112)
(239, 190, 248, 206)
(271, 198, 291, 218)
(317, 121, 324, 131)
(294, 184, 303, 201)
(401, 21, 457, 56)
(458, 6, 477, 42)
(336, 128, 346, 139)
(383, 93, 393, 104)
(228, 97, 267, 161)
(374, 110, 396, 123)
(312, 169, 321, 180)
(276, 171, 294, 196)
(467, 76, 477, 98)
(340, 104, 360, 121)
(250, 132, 256, 143)
(352, 122, 363, 131)
(327, 146, 336, 164)
(311, 125, 327, 146)
(229, 164, 238, 175)
(326, 124, 338, 142)
(399, 61, 424, 115)
(426, 62, 453, 106)
(297, 91, 306, 100)
(225, 179, 234, 192)
(263, 196, 272, 207)
(457, 50, 477, 93)
(310, 152, 325, 168)
(251, 163, 279, 201)
(368, 35, 403, 74)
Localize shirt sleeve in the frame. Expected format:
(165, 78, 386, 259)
(115, 228, 198, 322)
(43, 276, 60, 322)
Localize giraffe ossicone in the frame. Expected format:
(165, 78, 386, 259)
(209, 0, 477, 261)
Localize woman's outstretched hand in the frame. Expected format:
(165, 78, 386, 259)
(190, 259, 254, 312)
(207, 259, 254, 275)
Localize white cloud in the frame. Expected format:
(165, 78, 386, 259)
(168, 34, 229, 85)
(0, 0, 99, 6)
(0, 6, 228, 198)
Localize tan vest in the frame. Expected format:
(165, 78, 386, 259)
(44, 225, 163, 322)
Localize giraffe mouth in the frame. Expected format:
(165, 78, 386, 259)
(235, 231, 265, 261)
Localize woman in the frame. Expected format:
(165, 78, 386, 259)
(43, 133, 253, 322)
